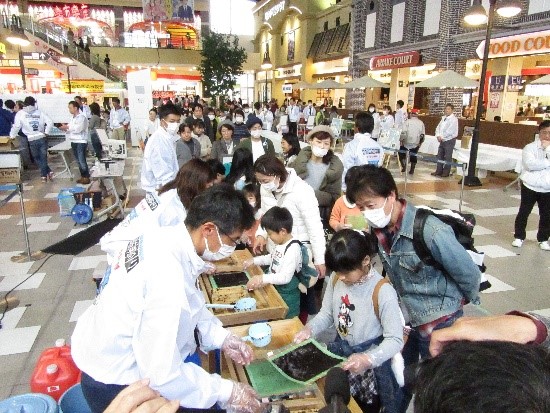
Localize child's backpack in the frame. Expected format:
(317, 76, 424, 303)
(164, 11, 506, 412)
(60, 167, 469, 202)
(412, 206, 491, 292)
(284, 240, 318, 291)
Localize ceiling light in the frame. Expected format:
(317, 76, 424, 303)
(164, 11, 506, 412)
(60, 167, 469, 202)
(464, 1, 488, 26)
(496, 0, 521, 18)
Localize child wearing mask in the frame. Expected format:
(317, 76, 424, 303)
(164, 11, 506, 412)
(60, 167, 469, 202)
(192, 119, 212, 160)
(232, 109, 250, 144)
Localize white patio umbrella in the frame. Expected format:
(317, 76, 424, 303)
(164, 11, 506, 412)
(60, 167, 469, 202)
(293, 80, 313, 89)
(530, 74, 550, 84)
(415, 70, 479, 89)
(307, 79, 345, 89)
(342, 75, 387, 89)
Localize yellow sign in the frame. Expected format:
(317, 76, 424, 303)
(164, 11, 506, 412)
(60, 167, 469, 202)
(61, 79, 104, 93)
(0, 42, 6, 56)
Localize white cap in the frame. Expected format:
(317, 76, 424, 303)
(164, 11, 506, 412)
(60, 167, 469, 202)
(55, 338, 66, 347)
(46, 364, 58, 375)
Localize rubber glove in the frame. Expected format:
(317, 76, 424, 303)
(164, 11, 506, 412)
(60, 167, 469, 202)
(341, 353, 373, 375)
(293, 325, 312, 344)
(243, 259, 254, 269)
(222, 382, 264, 413)
(246, 275, 264, 290)
(222, 333, 255, 365)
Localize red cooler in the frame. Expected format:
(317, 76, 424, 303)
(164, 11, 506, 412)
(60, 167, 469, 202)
(30, 339, 81, 402)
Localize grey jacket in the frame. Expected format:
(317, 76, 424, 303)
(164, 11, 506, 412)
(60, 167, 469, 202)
(175, 138, 201, 167)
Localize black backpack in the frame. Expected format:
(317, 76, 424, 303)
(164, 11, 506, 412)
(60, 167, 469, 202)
(412, 207, 491, 292)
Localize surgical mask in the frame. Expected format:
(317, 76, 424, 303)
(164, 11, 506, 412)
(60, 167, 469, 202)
(208, 114, 215, 120)
(383, 110, 388, 116)
(244, 108, 250, 114)
(369, 107, 375, 113)
(311, 145, 329, 158)
(201, 227, 236, 261)
(261, 177, 279, 192)
(235, 116, 244, 123)
(362, 198, 393, 229)
(250, 129, 262, 138)
(249, 201, 256, 208)
(164, 122, 179, 135)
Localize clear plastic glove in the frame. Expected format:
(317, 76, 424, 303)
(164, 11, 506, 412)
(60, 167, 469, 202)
(222, 382, 264, 413)
(341, 353, 373, 375)
(315, 264, 326, 279)
(243, 259, 254, 270)
(293, 325, 312, 344)
(253, 236, 266, 255)
(246, 275, 264, 290)
(222, 333, 255, 365)
(202, 262, 217, 275)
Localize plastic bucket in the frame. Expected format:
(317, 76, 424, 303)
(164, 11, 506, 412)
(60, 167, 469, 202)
(58, 384, 91, 413)
(0, 393, 58, 413)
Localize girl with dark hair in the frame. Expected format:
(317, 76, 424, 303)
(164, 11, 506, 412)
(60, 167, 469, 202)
(293, 229, 404, 413)
(253, 154, 326, 323)
(101, 159, 215, 263)
(225, 148, 255, 190)
(88, 102, 104, 159)
(291, 125, 343, 208)
(280, 133, 301, 167)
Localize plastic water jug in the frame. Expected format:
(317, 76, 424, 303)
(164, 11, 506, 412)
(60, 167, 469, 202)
(30, 340, 81, 402)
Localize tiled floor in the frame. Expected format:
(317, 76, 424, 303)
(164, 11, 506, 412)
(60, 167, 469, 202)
(0, 147, 549, 404)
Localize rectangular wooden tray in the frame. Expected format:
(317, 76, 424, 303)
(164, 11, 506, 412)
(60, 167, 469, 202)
(199, 250, 288, 326)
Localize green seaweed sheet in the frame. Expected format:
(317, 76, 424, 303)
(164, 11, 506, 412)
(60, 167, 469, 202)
(267, 339, 345, 384)
(245, 359, 310, 398)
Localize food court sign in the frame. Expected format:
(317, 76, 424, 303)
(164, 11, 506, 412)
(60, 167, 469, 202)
(61, 79, 104, 93)
(477, 30, 550, 59)
(370, 51, 421, 71)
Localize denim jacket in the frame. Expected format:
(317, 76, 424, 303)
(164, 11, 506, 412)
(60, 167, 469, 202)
(377, 203, 481, 327)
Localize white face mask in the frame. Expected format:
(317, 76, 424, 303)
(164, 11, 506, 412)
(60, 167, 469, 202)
(362, 198, 393, 229)
(244, 109, 250, 114)
(208, 114, 215, 120)
(261, 177, 279, 192)
(249, 201, 256, 208)
(369, 107, 375, 113)
(383, 110, 389, 116)
(164, 121, 179, 135)
(311, 145, 329, 158)
(235, 116, 244, 123)
(201, 227, 236, 262)
(250, 129, 262, 138)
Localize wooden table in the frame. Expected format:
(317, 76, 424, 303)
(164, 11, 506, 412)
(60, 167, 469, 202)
(199, 250, 288, 327)
(224, 318, 361, 413)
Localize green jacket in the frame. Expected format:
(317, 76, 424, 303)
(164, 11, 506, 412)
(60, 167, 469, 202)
(237, 136, 275, 157)
(292, 146, 343, 205)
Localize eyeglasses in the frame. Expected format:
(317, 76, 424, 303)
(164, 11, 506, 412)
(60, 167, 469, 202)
(217, 226, 241, 246)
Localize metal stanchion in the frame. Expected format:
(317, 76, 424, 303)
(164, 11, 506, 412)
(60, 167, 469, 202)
(402, 148, 410, 198)
(459, 163, 467, 213)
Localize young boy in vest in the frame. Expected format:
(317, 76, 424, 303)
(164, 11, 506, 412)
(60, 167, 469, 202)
(244, 206, 303, 318)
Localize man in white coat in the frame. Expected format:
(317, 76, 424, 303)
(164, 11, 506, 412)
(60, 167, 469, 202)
(72, 185, 263, 413)
(432, 103, 458, 177)
(342, 111, 384, 191)
(141, 103, 181, 192)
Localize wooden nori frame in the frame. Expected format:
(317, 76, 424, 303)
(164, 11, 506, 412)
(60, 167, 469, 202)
(271, 342, 343, 382)
(212, 271, 249, 288)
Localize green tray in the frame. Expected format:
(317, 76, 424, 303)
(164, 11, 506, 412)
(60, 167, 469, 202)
(208, 270, 250, 289)
(245, 359, 310, 398)
(267, 338, 345, 384)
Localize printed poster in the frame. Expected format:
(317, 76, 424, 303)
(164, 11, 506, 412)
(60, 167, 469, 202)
(489, 92, 500, 109)
(287, 31, 295, 62)
(142, 0, 195, 21)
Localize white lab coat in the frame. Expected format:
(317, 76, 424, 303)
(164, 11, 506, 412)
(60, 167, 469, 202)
(435, 114, 459, 141)
(72, 223, 234, 408)
(255, 169, 325, 265)
(342, 132, 384, 190)
(100, 189, 186, 263)
(141, 127, 179, 192)
(520, 139, 550, 193)
(371, 112, 381, 140)
(66, 113, 89, 144)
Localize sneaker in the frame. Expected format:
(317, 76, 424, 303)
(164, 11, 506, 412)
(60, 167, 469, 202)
(539, 241, 550, 251)
(41, 176, 47, 183)
(511, 239, 523, 248)
(47, 172, 54, 181)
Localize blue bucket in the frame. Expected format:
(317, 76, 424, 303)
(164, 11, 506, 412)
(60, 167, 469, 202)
(0, 393, 58, 413)
(58, 384, 91, 413)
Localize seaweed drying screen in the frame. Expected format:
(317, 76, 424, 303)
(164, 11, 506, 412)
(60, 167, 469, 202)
(211, 271, 249, 288)
(245, 360, 308, 397)
(271, 342, 342, 382)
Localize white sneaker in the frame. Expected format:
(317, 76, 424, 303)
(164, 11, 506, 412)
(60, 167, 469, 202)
(539, 241, 550, 251)
(512, 239, 523, 248)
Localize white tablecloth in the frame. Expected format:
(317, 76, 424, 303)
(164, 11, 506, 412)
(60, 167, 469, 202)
(419, 135, 522, 173)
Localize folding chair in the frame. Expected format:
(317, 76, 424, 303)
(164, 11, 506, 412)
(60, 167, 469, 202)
(330, 118, 343, 150)
(379, 129, 403, 170)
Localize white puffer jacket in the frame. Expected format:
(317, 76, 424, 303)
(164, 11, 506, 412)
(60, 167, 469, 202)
(520, 139, 550, 193)
(256, 168, 326, 264)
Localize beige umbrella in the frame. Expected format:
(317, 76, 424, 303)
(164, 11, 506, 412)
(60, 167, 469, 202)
(293, 80, 313, 89)
(415, 70, 478, 89)
(307, 79, 345, 89)
(530, 74, 550, 84)
(343, 75, 387, 89)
